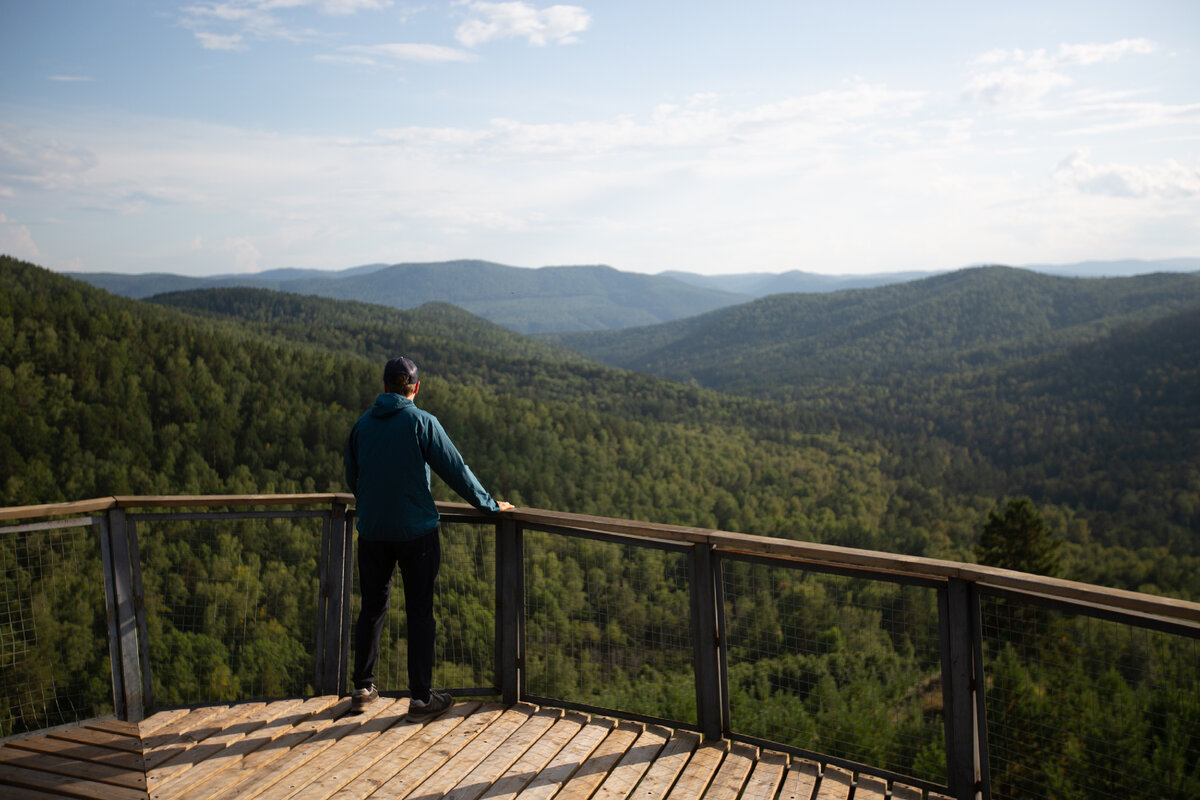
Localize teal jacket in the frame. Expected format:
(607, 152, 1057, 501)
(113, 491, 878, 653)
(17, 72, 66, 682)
(344, 393, 501, 541)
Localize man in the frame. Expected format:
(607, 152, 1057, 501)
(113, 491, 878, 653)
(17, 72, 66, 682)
(344, 356, 513, 722)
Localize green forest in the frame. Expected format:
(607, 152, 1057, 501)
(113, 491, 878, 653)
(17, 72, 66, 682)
(2, 256, 1198, 798)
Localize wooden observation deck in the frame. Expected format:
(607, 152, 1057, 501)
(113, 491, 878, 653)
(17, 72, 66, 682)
(0, 696, 948, 800)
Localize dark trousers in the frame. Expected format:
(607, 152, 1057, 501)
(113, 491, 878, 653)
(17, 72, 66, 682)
(352, 530, 440, 702)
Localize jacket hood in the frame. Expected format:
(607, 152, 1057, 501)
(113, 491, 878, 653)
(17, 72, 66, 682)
(370, 392, 413, 418)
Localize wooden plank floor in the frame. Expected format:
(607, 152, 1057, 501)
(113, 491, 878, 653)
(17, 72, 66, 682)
(0, 698, 950, 800)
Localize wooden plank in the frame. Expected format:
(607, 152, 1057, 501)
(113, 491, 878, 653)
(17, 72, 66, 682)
(628, 729, 700, 800)
(216, 697, 378, 800)
(114, 494, 353, 510)
(85, 720, 140, 738)
(778, 759, 820, 800)
(352, 700, 508, 800)
(147, 700, 273, 792)
(738, 751, 788, 800)
(590, 724, 670, 800)
(155, 698, 309, 798)
(268, 698, 418, 800)
(813, 765, 852, 800)
(663, 739, 728, 800)
(175, 696, 341, 800)
(0, 781, 79, 800)
(407, 705, 539, 800)
(5, 735, 145, 772)
(703, 741, 757, 800)
(138, 708, 193, 737)
(512, 715, 616, 800)
(143, 702, 265, 775)
(47, 725, 145, 755)
(140, 705, 231, 754)
(0, 498, 116, 522)
(0, 761, 147, 800)
(476, 711, 586, 800)
(888, 783, 924, 800)
(0, 744, 145, 790)
(444, 707, 564, 800)
(555, 719, 643, 800)
(852, 774, 888, 800)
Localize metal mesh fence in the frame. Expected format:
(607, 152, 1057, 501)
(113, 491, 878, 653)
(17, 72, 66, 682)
(133, 514, 323, 708)
(722, 556, 947, 783)
(0, 518, 112, 737)
(981, 592, 1200, 800)
(522, 529, 695, 723)
(349, 521, 498, 696)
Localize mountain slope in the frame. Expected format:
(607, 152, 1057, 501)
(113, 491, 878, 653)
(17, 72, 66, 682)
(551, 267, 1200, 396)
(72, 260, 749, 334)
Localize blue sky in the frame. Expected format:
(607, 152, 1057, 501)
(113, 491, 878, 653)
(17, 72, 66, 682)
(1, 1, 1198, 277)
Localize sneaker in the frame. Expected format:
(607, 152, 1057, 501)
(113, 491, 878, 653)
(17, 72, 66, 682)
(406, 689, 453, 722)
(352, 684, 378, 711)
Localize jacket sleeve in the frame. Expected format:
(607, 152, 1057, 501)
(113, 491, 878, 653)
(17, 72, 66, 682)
(423, 417, 501, 513)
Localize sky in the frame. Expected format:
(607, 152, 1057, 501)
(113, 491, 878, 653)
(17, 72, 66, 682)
(1, 1, 1198, 278)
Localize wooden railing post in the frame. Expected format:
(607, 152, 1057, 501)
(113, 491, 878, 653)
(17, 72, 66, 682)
(316, 502, 352, 696)
(99, 507, 145, 721)
(939, 577, 987, 800)
(495, 516, 524, 705)
(689, 543, 725, 740)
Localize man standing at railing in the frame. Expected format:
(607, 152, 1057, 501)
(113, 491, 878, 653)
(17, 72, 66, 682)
(344, 356, 514, 722)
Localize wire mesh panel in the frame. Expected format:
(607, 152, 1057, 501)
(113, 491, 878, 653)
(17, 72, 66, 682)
(522, 529, 695, 722)
(981, 592, 1200, 800)
(0, 519, 112, 736)
(134, 514, 323, 707)
(349, 521, 497, 696)
(722, 557, 946, 783)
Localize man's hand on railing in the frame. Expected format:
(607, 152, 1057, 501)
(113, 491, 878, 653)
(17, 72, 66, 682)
(496, 501, 515, 511)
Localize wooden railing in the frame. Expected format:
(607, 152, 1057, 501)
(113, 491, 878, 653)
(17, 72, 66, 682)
(3, 495, 1198, 800)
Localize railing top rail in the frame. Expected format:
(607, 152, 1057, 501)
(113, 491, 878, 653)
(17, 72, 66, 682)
(3, 495, 1196, 625)
(504, 505, 1200, 626)
(0, 493, 356, 522)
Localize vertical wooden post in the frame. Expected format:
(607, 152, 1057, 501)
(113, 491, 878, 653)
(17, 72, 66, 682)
(317, 502, 351, 696)
(689, 543, 724, 740)
(495, 516, 524, 705)
(127, 518, 154, 714)
(100, 507, 145, 721)
(939, 577, 983, 800)
(336, 503, 354, 697)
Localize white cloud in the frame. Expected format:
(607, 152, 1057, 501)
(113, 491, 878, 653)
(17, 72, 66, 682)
(47, 75, 94, 82)
(195, 31, 248, 50)
(454, 2, 591, 47)
(1053, 149, 1200, 199)
(330, 42, 477, 64)
(0, 124, 97, 189)
(181, 0, 392, 49)
(1056, 38, 1156, 66)
(0, 214, 40, 261)
(965, 38, 1157, 107)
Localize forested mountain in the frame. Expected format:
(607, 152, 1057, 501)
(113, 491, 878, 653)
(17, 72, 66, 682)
(659, 269, 938, 296)
(550, 267, 1200, 392)
(72, 260, 749, 334)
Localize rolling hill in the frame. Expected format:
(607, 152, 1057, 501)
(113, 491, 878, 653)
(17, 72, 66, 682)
(548, 266, 1200, 395)
(71, 260, 749, 334)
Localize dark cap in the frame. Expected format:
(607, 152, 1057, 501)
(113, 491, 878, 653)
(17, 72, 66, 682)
(384, 356, 418, 385)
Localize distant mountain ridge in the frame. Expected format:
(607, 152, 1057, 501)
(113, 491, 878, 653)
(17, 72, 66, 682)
(67, 257, 1199, 334)
(70, 260, 748, 334)
(548, 266, 1200, 396)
